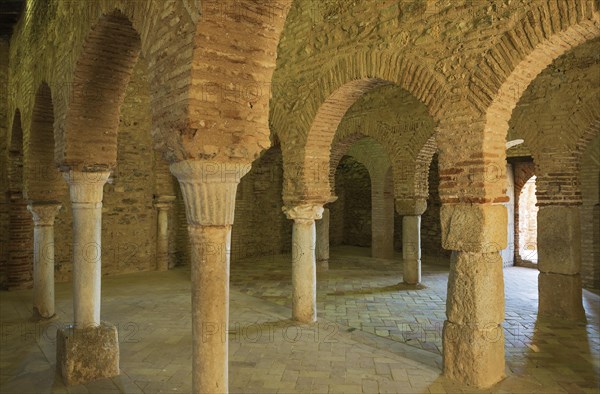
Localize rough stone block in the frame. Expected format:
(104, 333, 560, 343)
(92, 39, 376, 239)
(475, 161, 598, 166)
(538, 272, 586, 321)
(537, 206, 581, 275)
(56, 322, 120, 386)
(446, 252, 504, 326)
(441, 204, 507, 252)
(443, 320, 505, 388)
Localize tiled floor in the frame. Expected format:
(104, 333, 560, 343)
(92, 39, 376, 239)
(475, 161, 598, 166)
(0, 246, 598, 393)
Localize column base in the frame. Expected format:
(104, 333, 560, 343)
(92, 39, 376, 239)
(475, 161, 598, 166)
(57, 322, 120, 385)
(538, 272, 586, 321)
(33, 307, 56, 320)
(402, 259, 421, 285)
(442, 321, 505, 388)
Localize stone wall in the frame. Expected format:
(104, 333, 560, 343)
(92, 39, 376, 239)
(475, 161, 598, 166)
(580, 135, 600, 289)
(0, 38, 9, 288)
(231, 146, 293, 263)
(421, 155, 449, 260)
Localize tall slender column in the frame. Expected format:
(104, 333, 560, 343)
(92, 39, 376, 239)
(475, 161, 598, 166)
(170, 160, 250, 394)
(284, 204, 323, 323)
(63, 171, 110, 327)
(402, 215, 421, 284)
(440, 203, 507, 388)
(537, 205, 585, 320)
(396, 198, 426, 284)
(27, 201, 62, 319)
(316, 207, 330, 271)
(154, 195, 176, 272)
(57, 170, 118, 386)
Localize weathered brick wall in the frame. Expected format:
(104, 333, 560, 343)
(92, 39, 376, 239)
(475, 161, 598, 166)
(231, 146, 293, 263)
(0, 39, 9, 288)
(342, 157, 372, 247)
(421, 155, 449, 260)
(580, 135, 600, 289)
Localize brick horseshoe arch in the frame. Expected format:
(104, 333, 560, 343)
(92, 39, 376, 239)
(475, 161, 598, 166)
(273, 52, 450, 205)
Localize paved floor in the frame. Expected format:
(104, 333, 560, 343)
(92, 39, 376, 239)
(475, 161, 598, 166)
(0, 246, 598, 393)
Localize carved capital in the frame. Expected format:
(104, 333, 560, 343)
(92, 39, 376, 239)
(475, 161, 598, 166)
(395, 198, 427, 216)
(153, 195, 176, 211)
(62, 171, 111, 203)
(283, 204, 324, 222)
(27, 201, 62, 226)
(170, 160, 251, 226)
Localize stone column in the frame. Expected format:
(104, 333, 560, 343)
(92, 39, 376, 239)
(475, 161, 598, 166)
(537, 205, 585, 320)
(284, 204, 324, 323)
(396, 198, 426, 284)
(402, 215, 421, 284)
(57, 170, 119, 386)
(440, 203, 507, 388)
(27, 201, 62, 319)
(170, 160, 250, 394)
(154, 195, 176, 272)
(315, 207, 330, 271)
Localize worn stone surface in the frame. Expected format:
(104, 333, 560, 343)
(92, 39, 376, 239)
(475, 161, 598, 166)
(538, 206, 582, 275)
(442, 321, 506, 388)
(538, 272, 586, 321)
(56, 322, 120, 386)
(441, 204, 508, 252)
(446, 252, 505, 326)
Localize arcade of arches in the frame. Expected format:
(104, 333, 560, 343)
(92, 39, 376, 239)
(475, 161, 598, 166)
(0, 1, 599, 393)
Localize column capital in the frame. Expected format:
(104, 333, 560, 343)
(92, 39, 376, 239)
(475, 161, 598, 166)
(395, 198, 427, 216)
(153, 195, 176, 210)
(170, 160, 251, 226)
(28, 201, 62, 226)
(62, 171, 111, 203)
(283, 204, 324, 222)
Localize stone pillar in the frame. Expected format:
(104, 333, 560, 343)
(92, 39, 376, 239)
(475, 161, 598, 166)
(537, 205, 585, 320)
(154, 195, 176, 272)
(170, 160, 250, 394)
(57, 170, 119, 386)
(27, 201, 62, 319)
(402, 215, 421, 284)
(440, 203, 507, 388)
(371, 177, 395, 259)
(396, 198, 426, 284)
(284, 204, 324, 323)
(315, 208, 330, 271)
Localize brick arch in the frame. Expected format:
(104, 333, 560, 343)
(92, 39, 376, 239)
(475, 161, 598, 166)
(472, 3, 599, 116)
(176, 0, 293, 164)
(25, 83, 65, 202)
(60, 9, 142, 171)
(412, 134, 437, 200)
(477, 7, 600, 195)
(438, 7, 600, 204)
(275, 51, 450, 205)
(530, 104, 600, 207)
